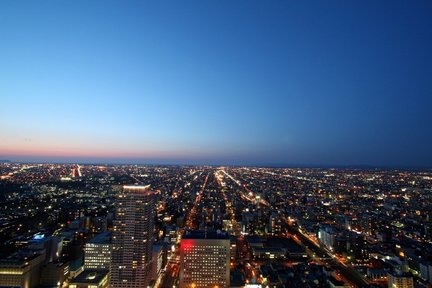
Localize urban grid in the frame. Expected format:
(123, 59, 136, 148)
(0, 162, 431, 288)
(1, 1, 431, 288)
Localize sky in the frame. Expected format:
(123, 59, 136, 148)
(1, 1, 432, 167)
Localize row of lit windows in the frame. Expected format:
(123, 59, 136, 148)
(184, 272, 226, 275)
(184, 264, 226, 268)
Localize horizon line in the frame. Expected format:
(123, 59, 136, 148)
(1, 159, 431, 171)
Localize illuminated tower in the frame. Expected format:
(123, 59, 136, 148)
(179, 231, 230, 288)
(110, 185, 158, 288)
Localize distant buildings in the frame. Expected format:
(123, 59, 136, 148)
(247, 236, 307, 260)
(179, 230, 230, 288)
(110, 185, 158, 288)
(2, 164, 432, 287)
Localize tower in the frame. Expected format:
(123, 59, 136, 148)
(110, 185, 158, 288)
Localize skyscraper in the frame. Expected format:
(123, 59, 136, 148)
(179, 231, 230, 288)
(110, 185, 158, 288)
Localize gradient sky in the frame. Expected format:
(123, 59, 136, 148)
(1, 1, 432, 166)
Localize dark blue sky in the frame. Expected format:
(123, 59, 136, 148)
(1, 1, 431, 166)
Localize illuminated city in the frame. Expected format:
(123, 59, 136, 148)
(1, 1, 432, 288)
(0, 163, 431, 287)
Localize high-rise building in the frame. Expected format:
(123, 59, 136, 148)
(179, 231, 230, 288)
(110, 185, 158, 288)
(84, 232, 112, 269)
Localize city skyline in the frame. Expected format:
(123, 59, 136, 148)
(1, 1, 432, 167)
(1, 163, 431, 287)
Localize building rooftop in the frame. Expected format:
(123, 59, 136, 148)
(122, 185, 159, 195)
(183, 230, 229, 240)
(123, 184, 151, 190)
(88, 232, 112, 245)
(0, 250, 44, 267)
(70, 269, 109, 284)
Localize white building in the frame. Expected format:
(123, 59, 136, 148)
(318, 226, 337, 251)
(179, 231, 230, 288)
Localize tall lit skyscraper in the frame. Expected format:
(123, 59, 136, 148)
(179, 231, 230, 288)
(110, 185, 158, 288)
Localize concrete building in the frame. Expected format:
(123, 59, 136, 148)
(39, 260, 69, 287)
(149, 243, 164, 283)
(92, 216, 108, 233)
(27, 234, 62, 264)
(388, 272, 414, 288)
(179, 230, 230, 288)
(69, 269, 110, 288)
(318, 226, 337, 252)
(419, 261, 432, 285)
(84, 232, 112, 269)
(0, 251, 45, 288)
(110, 185, 158, 288)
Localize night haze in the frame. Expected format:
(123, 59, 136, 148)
(1, 1, 432, 167)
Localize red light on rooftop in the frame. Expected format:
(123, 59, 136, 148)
(181, 240, 195, 251)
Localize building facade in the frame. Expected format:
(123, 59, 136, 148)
(110, 185, 158, 288)
(84, 232, 112, 269)
(388, 272, 414, 288)
(179, 231, 230, 288)
(0, 252, 45, 288)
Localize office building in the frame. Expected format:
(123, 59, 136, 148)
(84, 232, 112, 269)
(27, 234, 62, 264)
(0, 251, 45, 288)
(318, 226, 338, 252)
(179, 231, 230, 288)
(419, 261, 432, 284)
(388, 272, 414, 288)
(39, 260, 70, 287)
(69, 269, 110, 288)
(110, 185, 158, 288)
(149, 243, 164, 283)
